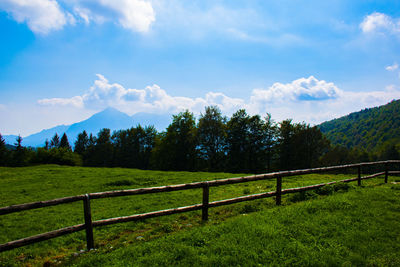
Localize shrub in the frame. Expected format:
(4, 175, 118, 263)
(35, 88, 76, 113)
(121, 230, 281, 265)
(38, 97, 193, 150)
(240, 203, 259, 214)
(332, 182, 351, 192)
(32, 148, 82, 166)
(315, 185, 334, 195)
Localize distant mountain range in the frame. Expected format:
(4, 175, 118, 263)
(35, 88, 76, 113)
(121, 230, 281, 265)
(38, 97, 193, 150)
(3, 108, 172, 147)
(319, 99, 400, 152)
(4, 100, 399, 150)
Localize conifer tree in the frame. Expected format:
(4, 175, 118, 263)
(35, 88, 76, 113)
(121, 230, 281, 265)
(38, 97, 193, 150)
(44, 139, 49, 150)
(12, 135, 26, 166)
(59, 133, 71, 150)
(50, 133, 60, 148)
(15, 135, 23, 149)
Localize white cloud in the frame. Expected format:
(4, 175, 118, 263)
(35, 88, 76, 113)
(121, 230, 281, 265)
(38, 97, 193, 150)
(73, 6, 91, 24)
(38, 74, 400, 127)
(70, 0, 155, 33)
(0, 0, 69, 34)
(0, 0, 155, 34)
(38, 74, 243, 115)
(248, 77, 400, 124)
(386, 62, 398, 71)
(360, 12, 400, 35)
(249, 76, 342, 104)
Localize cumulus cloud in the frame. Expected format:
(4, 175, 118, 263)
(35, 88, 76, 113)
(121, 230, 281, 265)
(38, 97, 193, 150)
(38, 74, 244, 115)
(249, 77, 400, 124)
(360, 12, 400, 35)
(0, 0, 70, 34)
(250, 76, 342, 105)
(0, 0, 155, 34)
(38, 74, 400, 126)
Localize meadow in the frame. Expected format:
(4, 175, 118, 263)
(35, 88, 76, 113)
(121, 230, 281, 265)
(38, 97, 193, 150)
(0, 165, 399, 266)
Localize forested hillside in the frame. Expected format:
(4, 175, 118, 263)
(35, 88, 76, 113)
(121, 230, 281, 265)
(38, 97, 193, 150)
(319, 100, 400, 152)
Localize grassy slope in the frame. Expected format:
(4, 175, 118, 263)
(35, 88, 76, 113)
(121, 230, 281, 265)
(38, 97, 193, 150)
(68, 183, 400, 267)
(0, 165, 398, 266)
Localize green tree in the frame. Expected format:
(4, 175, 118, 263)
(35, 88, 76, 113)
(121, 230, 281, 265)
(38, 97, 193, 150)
(50, 133, 60, 148)
(86, 128, 113, 167)
(141, 126, 158, 169)
(81, 133, 96, 166)
(226, 109, 251, 172)
(113, 125, 157, 169)
(74, 130, 89, 155)
(292, 124, 330, 169)
(320, 145, 353, 166)
(263, 113, 277, 172)
(15, 135, 23, 149)
(247, 114, 269, 173)
(44, 139, 50, 150)
(277, 119, 295, 170)
(380, 143, 400, 160)
(152, 111, 197, 171)
(197, 106, 227, 171)
(59, 133, 71, 151)
(278, 121, 330, 170)
(11, 135, 29, 166)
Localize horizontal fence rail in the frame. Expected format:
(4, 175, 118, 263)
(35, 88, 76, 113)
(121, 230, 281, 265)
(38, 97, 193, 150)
(0, 160, 399, 252)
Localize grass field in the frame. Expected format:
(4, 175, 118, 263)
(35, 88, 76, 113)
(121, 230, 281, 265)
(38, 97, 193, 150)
(0, 165, 399, 266)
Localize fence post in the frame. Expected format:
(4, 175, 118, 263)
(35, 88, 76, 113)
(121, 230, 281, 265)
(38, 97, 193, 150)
(357, 165, 361, 186)
(83, 194, 94, 250)
(385, 162, 389, 183)
(202, 182, 209, 221)
(276, 176, 282, 205)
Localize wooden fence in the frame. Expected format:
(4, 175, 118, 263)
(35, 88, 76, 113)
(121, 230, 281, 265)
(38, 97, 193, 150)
(1, 160, 399, 252)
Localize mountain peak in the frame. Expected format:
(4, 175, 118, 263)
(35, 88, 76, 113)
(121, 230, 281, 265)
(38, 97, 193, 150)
(4, 108, 172, 147)
(96, 107, 126, 116)
(102, 106, 122, 113)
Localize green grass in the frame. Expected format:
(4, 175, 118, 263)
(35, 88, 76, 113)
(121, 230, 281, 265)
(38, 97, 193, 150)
(66, 183, 400, 267)
(0, 165, 397, 266)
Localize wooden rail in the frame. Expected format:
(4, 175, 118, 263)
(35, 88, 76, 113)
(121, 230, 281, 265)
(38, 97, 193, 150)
(0, 160, 399, 252)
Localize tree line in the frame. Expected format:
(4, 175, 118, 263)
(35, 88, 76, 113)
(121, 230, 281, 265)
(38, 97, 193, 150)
(1, 106, 399, 173)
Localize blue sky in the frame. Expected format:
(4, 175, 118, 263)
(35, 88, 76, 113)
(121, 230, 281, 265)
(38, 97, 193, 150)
(1, 0, 400, 136)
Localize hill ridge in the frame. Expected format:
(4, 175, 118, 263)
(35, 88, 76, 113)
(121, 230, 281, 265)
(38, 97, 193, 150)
(319, 99, 400, 151)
